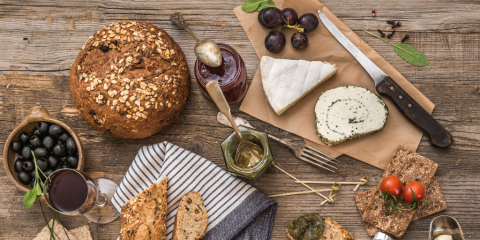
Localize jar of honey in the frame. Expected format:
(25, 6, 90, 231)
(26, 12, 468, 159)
(195, 43, 247, 104)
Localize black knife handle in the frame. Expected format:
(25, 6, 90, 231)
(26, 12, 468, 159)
(376, 76, 453, 148)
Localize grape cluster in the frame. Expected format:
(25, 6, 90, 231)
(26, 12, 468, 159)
(258, 7, 319, 53)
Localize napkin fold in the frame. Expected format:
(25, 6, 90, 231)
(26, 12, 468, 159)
(234, 0, 435, 170)
(112, 142, 277, 240)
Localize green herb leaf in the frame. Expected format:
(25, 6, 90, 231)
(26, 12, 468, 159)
(35, 182, 42, 195)
(23, 188, 37, 209)
(241, 0, 275, 13)
(394, 43, 428, 67)
(364, 30, 428, 67)
(257, 0, 275, 11)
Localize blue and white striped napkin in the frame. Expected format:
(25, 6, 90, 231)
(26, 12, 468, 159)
(112, 141, 277, 240)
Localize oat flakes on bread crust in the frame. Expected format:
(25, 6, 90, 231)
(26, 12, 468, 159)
(361, 146, 438, 238)
(173, 191, 208, 240)
(286, 218, 354, 240)
(120, 177, 168, 240)
(70, 21, 190, 139)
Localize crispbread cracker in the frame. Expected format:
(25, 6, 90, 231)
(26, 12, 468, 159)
(33, 219, 79, 240)
(361, 146, 438, 238)
(354, 177, 447, 236)
(70, 225, 93, 240)
(354, 188, 379, 236)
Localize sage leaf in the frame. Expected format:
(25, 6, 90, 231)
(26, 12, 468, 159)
(241, 0, 276, 13)
(35, 183, 42, 195)
(241, 0, 261, 13)
(364, 31, 428, 67)
(393, 43, 428, 67)
(24, 188, 37, 209)
(257, 0, 275, 11)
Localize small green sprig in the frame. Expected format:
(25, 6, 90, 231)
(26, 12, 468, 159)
(382, 187, 431, 216)
(24, 151, 49, 209)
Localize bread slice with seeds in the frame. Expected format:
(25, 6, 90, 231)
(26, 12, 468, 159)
(120, 177, 168, 240)
(173, 191, 208, 240)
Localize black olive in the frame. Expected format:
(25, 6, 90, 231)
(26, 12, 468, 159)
(29, 170, 36, 178)
(66, 138, 77, 152)
(48, 124, 62, 136)
(33, 148, 48, 158)
(44, 169, 53, 178)
(18, 171, 32, 185)
(100, 45, 109, 52)
(36, 122, 50, 134)
(10, 141, 23, 153)
(30, 135, 42, 148)
(19, 132, 31, 143)
(59, 161, 70, 169)
(58, 156, 68, 162)
(14, 158, 24, 172)
(67, 156, 79, 168)
(32, 128, 43, 137)
(47, 155, 59, 169)
(21, 146, 33, 159)
(42, 136, 54, 150)
(57, 132, 70, 142)
(53, 144, 66, 156)
(22, 160, 34, 171)
(36, 157, 48, 171)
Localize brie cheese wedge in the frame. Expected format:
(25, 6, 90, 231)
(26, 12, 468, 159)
(314, 86, 389, 146)
(260, 56, 337, 115)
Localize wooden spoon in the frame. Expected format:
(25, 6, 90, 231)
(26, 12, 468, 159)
(206, 81, 264, 168)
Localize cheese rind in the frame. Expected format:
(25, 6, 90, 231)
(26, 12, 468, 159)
(260, 56, 337, 115)
(314, 86, 388, 146)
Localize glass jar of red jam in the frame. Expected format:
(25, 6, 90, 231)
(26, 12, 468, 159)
(195, 43, 247, 104)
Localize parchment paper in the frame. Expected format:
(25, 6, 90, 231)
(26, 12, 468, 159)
(234, 0, 434, 169)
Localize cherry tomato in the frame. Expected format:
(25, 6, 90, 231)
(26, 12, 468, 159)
(380, 175, 403, 198)
(403, 181, 425, 203)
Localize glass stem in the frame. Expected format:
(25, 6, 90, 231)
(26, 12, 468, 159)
(96, 193, 107, 207)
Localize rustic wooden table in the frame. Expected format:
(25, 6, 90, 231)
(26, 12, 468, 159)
(1, 0, 479, 239)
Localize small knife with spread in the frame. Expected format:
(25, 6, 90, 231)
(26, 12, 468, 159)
(318, 10, 453, 148)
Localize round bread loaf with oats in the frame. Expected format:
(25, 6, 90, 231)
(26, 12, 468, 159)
(70, 21, 190, 139)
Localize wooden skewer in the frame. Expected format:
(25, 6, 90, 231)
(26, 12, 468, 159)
(273, 163, 331, 203)
(295, 181, 366, 185)
(268, 189, 333, 198)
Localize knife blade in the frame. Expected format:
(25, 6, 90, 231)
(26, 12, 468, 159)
(318, 10, 453, 148)
(373, 232, 394, 240)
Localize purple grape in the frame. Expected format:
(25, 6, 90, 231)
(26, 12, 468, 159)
(282, 8, 298, 26)
(265, 30, 286, 54)
(258, 7, 283, 28)
(298, 13, 319, 33)
(291, 32, 309, 50)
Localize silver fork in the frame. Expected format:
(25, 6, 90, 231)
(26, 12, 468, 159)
(217, 112, 339, 173)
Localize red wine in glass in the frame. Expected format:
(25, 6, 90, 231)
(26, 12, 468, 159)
(44, 169, 120, 224)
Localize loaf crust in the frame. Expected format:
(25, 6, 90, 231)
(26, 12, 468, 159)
(173, 191, 208, 240)
(120, 178, 168, 240)
(286, 218, 354, 240)
(70, 21, 190, 139)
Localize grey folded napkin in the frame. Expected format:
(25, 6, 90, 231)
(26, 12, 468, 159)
(112, 141, 277, 240)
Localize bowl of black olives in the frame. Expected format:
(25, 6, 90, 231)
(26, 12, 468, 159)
(3, 106, 84, 192)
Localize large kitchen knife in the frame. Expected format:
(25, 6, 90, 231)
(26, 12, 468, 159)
(318, 10, 453, 148)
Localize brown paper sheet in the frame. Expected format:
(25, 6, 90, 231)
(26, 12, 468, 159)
(233, 0, 435, 169)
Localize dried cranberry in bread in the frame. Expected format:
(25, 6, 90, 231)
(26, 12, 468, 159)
(70, 21, 190, 138)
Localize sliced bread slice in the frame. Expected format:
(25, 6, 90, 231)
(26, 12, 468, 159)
(286, 218, 354, 240)
(69, 225, 93, 240)
(173, 191, 208, 240)
(33, 219, 79, 240)
(120, 177, 168, 240)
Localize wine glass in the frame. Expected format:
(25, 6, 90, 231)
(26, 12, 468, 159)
(43, 168, 120, 224)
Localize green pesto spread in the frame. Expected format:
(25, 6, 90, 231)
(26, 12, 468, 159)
(287, 213, 325, 240)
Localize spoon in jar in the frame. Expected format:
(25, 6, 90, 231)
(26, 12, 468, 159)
(170, 12, 222, 67)
(206, 81, 264, 168)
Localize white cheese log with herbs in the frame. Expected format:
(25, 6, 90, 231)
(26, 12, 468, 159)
(314, 86, 389, 146)
(260, 56, 337, 115)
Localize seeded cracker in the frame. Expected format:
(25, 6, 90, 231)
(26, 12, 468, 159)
(361, 146, 438, 238)
(354, 177, 447, 236)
